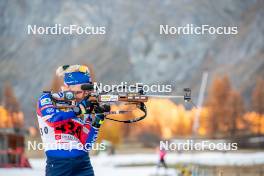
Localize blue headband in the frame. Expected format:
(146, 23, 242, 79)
(64, 72, 91, 85)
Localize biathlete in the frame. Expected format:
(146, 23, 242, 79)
(36, 65, 109, 176)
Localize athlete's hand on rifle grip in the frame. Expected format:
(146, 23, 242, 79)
(101, 104, 111, 113)
(73, 100, 89, 116)
(92, 105, 106, 128)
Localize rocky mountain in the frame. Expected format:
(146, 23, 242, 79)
(0, 0, 263, 126)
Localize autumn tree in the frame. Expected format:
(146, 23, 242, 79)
(97, 120, 123, 146)
(252, 78, 264, 114)
(3, 82, 20, 113)
(206, 76, 245, 138)
(0, 87, 2, 104)
(51, 74, 63, 92)
(251, 78, 264, 135)
(0, 106, 12, 128)
(227, 90, 245, 137)
(206, 76, 231, 138)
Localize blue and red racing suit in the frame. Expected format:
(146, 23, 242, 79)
(36, 92, 99, 158)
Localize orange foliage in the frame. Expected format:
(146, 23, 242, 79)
(252, 78, 264, 114)
(0, 106, 24, 128)
(97, 105, 127, 145)
(130, 99, 195, 139)
(244, 112, 264, 134)
(0, 106, 12, 128)
(191, 107, 210, 136)
(206, 76, 245, 137)
(97, 119, 123, 146)
(99, 96, 264, 144)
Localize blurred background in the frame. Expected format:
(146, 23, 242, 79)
(0, 0, 263, 175)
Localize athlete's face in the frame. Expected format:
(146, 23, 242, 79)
(63, 84, 91, 101)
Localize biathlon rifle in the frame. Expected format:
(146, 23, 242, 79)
(46, 84, 195, 123)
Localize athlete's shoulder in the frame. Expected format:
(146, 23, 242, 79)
(38, 92, 64, 107)
(38, 92, 53, 107)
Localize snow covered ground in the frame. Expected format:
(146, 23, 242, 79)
(1, 152, 264, 176)
(94, 152, 264, 166)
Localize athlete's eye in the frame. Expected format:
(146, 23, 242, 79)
(83, 91, 88, 94)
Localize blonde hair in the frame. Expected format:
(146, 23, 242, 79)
(56, 65, 90, 77)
